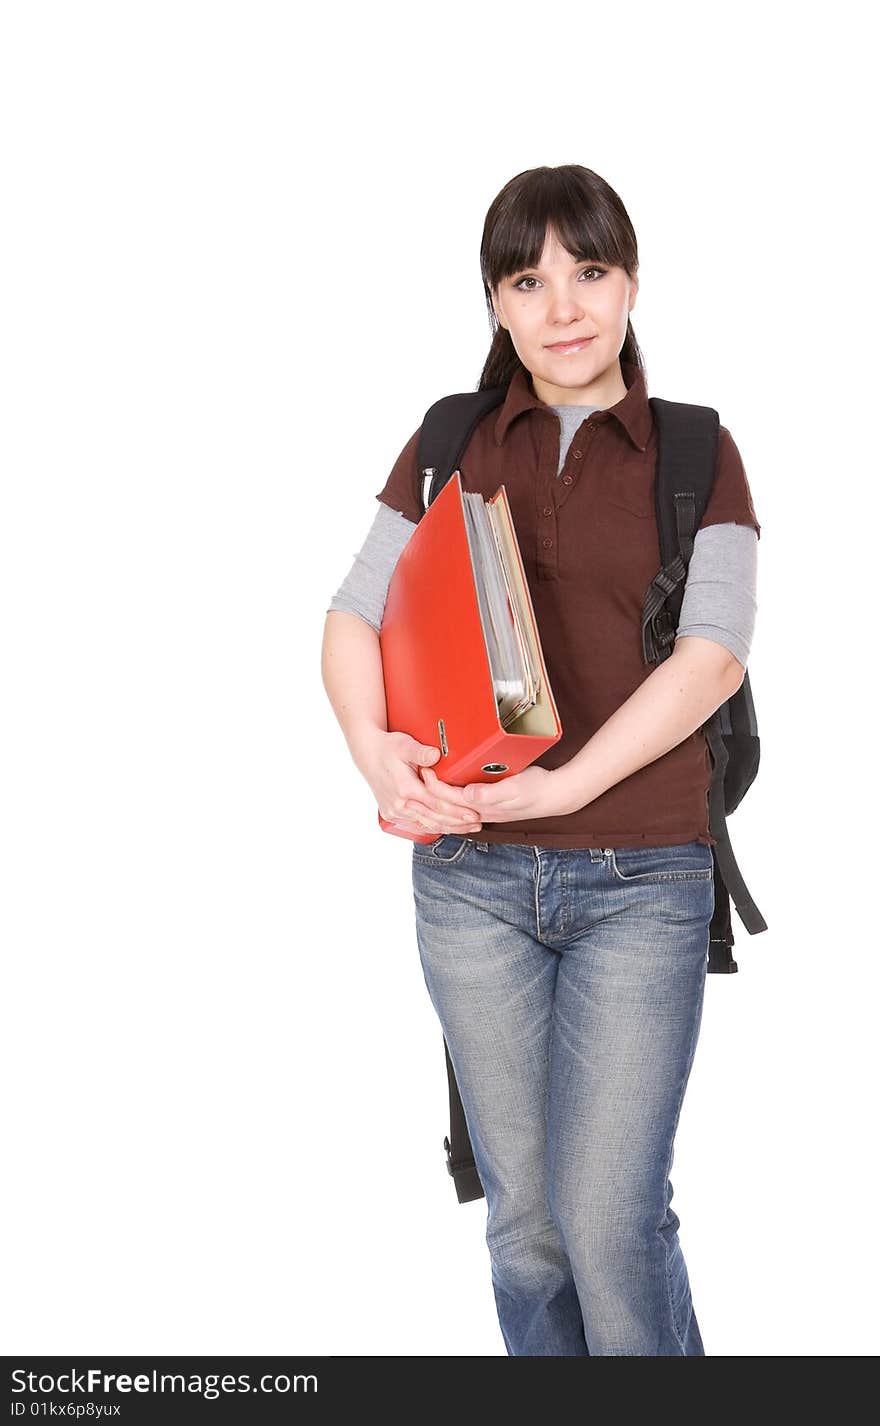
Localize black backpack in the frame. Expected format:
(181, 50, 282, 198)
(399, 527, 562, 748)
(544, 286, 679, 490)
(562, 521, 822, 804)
(413, 384, 768, 1205)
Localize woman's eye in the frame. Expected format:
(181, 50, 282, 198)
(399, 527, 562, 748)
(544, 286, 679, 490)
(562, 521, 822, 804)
(512, 266, 605, 292)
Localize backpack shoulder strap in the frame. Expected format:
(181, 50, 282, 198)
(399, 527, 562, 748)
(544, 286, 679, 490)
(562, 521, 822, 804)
(415, 388, 506, 518)
(642, 398, 720, 663)
(645, 397, 767, 958)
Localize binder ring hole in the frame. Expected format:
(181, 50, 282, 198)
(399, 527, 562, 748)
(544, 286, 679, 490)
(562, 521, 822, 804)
(481, 763, 508, 774)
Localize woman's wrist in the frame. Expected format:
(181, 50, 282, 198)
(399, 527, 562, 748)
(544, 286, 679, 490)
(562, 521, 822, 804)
(548, 765, 589, 817)
(348, 722, 388, 773)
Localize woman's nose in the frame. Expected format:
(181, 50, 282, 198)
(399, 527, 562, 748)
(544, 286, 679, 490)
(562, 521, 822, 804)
(547, 293, 586, 322)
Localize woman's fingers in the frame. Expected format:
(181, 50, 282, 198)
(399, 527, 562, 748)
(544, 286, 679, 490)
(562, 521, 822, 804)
(400, 772, 481, 830)
(406, 799, 477, 824)
(409, 785, 480, 821)
(419, 767, 479, 812)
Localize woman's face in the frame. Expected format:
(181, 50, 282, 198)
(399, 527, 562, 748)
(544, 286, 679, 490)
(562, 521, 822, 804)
(491, 226, 638, 405)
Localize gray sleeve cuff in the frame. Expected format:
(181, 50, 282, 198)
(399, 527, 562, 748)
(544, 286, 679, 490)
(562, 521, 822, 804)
(675, 523, 758, 669)
(327, 502, 418, 632)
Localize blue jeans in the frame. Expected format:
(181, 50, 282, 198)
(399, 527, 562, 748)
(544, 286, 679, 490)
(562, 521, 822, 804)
(411, 836, 714, 1356)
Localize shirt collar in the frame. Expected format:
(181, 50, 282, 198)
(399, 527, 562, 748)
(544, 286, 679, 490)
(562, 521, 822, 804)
(493, 358, 651, 451)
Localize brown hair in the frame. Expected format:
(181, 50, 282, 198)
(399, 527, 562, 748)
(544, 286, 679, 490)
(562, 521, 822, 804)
(477, 164, 645, 391)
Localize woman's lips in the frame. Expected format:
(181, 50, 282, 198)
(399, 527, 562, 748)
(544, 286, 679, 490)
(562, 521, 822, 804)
(545, 336, 596, 354)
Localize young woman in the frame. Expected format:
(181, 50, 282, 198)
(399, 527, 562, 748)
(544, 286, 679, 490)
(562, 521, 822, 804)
(321, 164, 760, 1356)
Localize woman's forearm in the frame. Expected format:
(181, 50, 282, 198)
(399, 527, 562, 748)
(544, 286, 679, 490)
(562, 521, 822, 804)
(556, 636, 743, 816)
(321, 611, 388, 770)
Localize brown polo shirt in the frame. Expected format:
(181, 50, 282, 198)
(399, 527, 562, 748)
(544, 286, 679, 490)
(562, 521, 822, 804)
(374, 360, 761, 849)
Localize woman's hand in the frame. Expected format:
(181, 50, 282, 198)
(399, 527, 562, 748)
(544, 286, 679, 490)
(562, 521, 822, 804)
(353, 730, 483, 836)
(421, 764, 575, 823)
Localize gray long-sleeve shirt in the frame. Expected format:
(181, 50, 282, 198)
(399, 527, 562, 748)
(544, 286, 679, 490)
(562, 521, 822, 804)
(328, 403, 758, 669)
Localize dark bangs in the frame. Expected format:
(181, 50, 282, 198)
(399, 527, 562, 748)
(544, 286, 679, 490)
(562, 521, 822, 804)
(480, 166, 637, 290)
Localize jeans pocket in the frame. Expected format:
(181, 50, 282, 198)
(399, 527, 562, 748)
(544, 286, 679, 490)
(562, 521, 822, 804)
(411, 833, 474, 864)
(608, 841, 713, 883)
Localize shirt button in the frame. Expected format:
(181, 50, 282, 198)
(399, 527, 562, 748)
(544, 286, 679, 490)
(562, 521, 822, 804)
(542, 537, 553, 549)
(572, 448, 583, 459)
(543, 505, 552, 516)
(562, 474, 573, 485)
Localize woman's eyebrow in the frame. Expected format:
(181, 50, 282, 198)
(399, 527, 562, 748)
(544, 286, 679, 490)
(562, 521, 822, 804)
(510, 258, 601, 276)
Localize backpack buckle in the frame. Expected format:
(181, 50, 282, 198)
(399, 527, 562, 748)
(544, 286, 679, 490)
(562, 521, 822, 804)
(652, 608, 675, 645)
(644, 607, 676, 662)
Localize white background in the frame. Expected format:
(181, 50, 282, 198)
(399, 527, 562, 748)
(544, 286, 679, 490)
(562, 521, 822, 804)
(2, 0, 877, 1357)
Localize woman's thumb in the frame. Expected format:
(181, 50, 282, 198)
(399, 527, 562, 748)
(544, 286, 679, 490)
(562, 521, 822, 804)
(416, 742, 441, 764)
